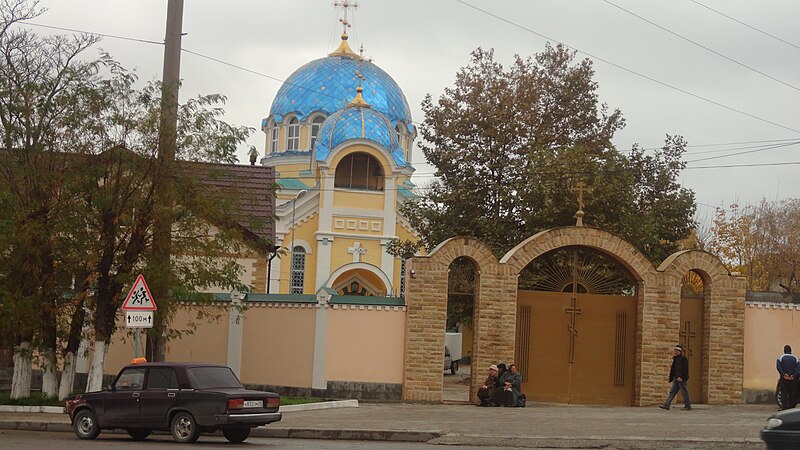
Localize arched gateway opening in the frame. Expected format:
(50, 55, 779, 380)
(516, 246, 638, 405)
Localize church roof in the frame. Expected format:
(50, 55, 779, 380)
(269, 54, 413, 132)
(314, 105, 407, 167)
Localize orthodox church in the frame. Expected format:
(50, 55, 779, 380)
(260, 20, 419, 298)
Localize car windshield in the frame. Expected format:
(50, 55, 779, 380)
(186, 366, 243, 389)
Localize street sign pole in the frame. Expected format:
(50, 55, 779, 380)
(135, 328, 141, 358)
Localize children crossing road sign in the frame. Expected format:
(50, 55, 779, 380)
(121, 274, 157, 311)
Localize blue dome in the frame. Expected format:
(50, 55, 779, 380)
(314, 105, 407, 167)
(269, 54, 413, 131)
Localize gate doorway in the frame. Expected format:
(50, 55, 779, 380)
(515, 247, 637, 405)
(680, 270, 705, 403)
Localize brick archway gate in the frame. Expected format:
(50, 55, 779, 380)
(403, 228, 746, 405)
(403, 237, 516, 402)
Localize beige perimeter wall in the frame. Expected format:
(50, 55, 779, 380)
(325, 305, 406, 384)
(744, 302, 800, 391)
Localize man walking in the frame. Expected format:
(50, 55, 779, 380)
(659, 344, 691, 411)
(777, 344, 798, 410)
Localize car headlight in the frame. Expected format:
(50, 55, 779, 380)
(767, 418, 783, 429)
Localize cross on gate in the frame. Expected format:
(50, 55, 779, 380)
(679, 320, 696, 356)
(565, 296, 583, 363)
(347, 242, 367, 262)
(569, 182, 593, 227)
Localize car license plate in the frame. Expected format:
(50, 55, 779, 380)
(243, 400, 262, 408)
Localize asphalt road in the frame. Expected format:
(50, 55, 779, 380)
(0, 429, 521, 449)
(0, 429, 768, 449)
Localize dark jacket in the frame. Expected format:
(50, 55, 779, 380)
(669, 354, 689, 382)
(777, 354, 798, 377)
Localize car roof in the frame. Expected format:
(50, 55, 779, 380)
(121, 362, 231, 370)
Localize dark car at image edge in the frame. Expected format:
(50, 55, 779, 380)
(761, 407, 800, 449)
(65, 361, 281, 443)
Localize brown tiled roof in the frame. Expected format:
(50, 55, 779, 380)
(177, 161, 276, 246)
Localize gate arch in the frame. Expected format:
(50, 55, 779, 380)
(403, 237, 517, 402)
(657, 250, 746, 404)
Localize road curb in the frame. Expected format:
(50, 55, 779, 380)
(250, 427, 442, 442)
(0, 406, 64, 414)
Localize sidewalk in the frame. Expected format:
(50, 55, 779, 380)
(0, 402, 775, 448)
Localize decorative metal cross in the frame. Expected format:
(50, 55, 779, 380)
(679, 320, 696, 356)
(347, 242, 367, 262)
(569, 182, 593, 227)
(334, 0, 358, 35)
(565, 296, 583, 363)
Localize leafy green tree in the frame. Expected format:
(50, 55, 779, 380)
(0, 0, 101, 398)
(403, 45, 695, 264)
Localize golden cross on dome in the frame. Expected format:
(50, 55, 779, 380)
(334, 0, 359, 36)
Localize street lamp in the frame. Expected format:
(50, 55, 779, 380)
(290, 189, 307, 260)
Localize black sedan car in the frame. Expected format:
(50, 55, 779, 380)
(761, 408, 800, 449)
(65, 361, 281, 443)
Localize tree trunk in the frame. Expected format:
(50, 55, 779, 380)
(85, 340, 108, 393)
(58, 351, 78, 400)
(41, 348, 58, 398)
(10, 341, 32, 399)
(59, 292, 88, 400)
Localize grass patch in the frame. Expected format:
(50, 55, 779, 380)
(280, 397, 327, 405)
(0, 391, 65, 407)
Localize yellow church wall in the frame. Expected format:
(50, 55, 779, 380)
(331, 215, 384, 236)
(330, 238, 384, 273)
(276, 163, 313, 184)
(239, 305, 316, 388)
(743, 304, 800, 391)
(279, 213, 319, 294)
(325, 307, 405, 384)
(333, 190, 384, 210)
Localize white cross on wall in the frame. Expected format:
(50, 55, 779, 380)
(347, 242, 367, 262)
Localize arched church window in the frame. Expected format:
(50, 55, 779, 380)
(269, 122, 278, 153)
(395, 124, 404, 149)
(334, 152, 384, 191)
(290, 246, 305, 294)
(310, 116, 325, 149)
(287, 117, 300, 151)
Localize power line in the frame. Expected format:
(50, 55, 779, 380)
(684, 141, 799, 163)
(602, 0, 800, 92)
(19, 21, 164, 46)
(453, 0, 800, 135)
(687, 0, 800, 52)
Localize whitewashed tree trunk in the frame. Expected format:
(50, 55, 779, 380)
(10, 342, 32, 399)
(41, 348, 58, 398)
(85, 340, 108, 393)
(58, 351, 78, 400)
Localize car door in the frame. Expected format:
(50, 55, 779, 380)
(104, 367, 145, 426)
(139, 367, 180, 428)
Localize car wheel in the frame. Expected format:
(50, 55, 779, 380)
(222, 427, 251, 443)
(776, 381, 784, 410)
(451, 361, 458, 375)
(72, 409, 100, 440)
(127, 428, 152, 440)
(171, 411, 200, 443)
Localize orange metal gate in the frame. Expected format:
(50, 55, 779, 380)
(515, 290, 637, 405)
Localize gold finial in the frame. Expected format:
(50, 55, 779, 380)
(348, 69, 369, 107)
(329, 1, 359, 58)
(569, 181, 593, 227)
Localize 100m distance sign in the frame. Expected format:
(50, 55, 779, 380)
(125, 311, 154, 328)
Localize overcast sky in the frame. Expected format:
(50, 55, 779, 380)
(22, 0, 800, 222)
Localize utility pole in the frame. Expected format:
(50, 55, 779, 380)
(147, 0, 184, 362)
